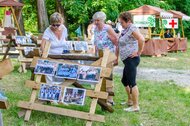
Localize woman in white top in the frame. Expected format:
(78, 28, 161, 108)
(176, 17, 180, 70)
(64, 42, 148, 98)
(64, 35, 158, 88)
(41, 12, 68, 84)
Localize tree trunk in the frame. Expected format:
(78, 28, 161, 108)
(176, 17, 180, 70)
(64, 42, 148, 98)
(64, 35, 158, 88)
(55, 0, 68, 27)
(14, 0, 25, 35)
(37, 0, 49, 33)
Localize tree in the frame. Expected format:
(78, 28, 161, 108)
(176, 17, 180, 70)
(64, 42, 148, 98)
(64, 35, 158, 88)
(55, 0, 67, 27)
(37, 0, 49, 32)
(14, 0, 25, 35)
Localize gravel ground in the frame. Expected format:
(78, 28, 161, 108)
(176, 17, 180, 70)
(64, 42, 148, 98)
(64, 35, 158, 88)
(114, 66, 190, 87)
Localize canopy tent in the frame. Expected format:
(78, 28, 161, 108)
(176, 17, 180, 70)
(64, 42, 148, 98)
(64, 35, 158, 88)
(128, 5, 173, 18)
(128, 5, 174, 39)
(0, 0, 24, 35)
(168, 10, 190, 21)
(168, 10, 190, 38)
(0, 0, 24, 7)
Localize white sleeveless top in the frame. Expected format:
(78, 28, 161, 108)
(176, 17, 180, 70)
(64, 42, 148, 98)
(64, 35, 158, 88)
(43, 25, 68, 54)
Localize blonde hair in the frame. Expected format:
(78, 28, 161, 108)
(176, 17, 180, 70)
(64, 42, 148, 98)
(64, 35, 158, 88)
(50, 12, 64, 24)
(92, 11, 106, 21)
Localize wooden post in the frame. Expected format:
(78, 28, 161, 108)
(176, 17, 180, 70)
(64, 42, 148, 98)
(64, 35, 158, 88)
(23, 41, 50, 121)
(10, 7, 22, 35)
(0, 110, 3, 126)
(180, 19, 185, 38)
(148, 27, 151, 39)
(160, 18, 164, 38)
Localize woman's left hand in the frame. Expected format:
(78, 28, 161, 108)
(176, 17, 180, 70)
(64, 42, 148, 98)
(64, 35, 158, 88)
(129, 51, 139, 58)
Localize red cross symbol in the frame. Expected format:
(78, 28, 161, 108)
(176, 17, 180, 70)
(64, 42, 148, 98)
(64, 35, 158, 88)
(169, 19, 177, 28)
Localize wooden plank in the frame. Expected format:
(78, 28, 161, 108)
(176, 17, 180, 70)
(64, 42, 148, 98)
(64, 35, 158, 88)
(106, 79, 113, 88)
(86, 79, 104, 126)
(91, 58, 102, 66)
(42, 41, 51, 58)
(0, 99, 8, 109)
(107, 52, 117, 65)
(48, 54, 99, 61)
(25, 80, 108, 99)
(24, 75, 41, 121)
(18, 101, 105, 122)
(18, 58, 33, 62)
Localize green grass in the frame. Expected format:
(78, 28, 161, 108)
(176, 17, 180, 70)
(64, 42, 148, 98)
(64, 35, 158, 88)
(1, 60, 190, 126)
(119, 41, 190, 70)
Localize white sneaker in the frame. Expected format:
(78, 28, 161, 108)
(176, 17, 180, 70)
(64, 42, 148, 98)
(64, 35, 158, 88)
(123, 106, 140, 112)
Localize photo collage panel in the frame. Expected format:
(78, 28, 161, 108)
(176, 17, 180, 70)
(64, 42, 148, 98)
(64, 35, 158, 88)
(38, 85, 86, 106)
(34, 59, 102, 83)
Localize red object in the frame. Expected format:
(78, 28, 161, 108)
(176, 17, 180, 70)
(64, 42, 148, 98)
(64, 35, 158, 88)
(5, 11, 11, 15)
(169, 19, 177, 28)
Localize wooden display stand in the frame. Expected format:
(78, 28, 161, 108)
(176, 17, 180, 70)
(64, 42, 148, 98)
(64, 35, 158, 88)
(15, 46, 40, 73)
(17, 41, 116, 126)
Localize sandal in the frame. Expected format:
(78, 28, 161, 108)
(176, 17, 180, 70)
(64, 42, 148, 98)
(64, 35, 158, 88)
(120, 101, 133, 106)
(123, 106, 140, 112)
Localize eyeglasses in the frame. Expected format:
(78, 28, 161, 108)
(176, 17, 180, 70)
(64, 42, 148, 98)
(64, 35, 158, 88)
(52, 24, 61, 27)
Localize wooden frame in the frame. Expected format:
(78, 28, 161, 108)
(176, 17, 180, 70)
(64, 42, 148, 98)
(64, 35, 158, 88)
(17, 41, 116, 126)
(15, 46, 40, 73)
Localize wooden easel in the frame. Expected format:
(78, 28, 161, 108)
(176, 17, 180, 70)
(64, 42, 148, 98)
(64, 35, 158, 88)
(17, 41, 116, 126)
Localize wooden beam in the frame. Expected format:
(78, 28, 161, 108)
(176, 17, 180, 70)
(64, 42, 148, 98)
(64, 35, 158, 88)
(10, 7, 22, 35)
(18, 101, 105, 123)
(180, 19, 185, 38)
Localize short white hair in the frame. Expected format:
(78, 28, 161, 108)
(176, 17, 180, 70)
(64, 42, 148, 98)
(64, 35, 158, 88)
(50, 12, 63, 24)
(93, 11, 106, 21)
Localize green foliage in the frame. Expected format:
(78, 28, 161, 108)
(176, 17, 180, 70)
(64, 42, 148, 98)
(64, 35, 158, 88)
(17, 0, 190, 37)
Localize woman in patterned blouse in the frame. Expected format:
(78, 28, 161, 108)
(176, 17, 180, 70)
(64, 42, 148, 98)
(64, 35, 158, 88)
(92, 11, 118, 105)
(119, 12, 145, 112)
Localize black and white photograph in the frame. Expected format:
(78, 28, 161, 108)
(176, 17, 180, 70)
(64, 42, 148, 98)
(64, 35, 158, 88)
(77, 66, 101, 83)
(74, 41, 88, 51)
(15, 36, 27, 44)
(55, 63, 78, 79)
(62, 41, 73, 51)
(62, 87, 86, 106)
(34, 60, 57, 76)
(38, 84, 62, 102)
(24, 47, 34, 55)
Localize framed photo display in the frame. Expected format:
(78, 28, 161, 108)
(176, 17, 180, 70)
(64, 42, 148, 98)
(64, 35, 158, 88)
(55, 63, 78, 79)
(77, 66, 101, 83)
(34, 60, 57, 76)
(38, 84, 62, 102)
(62, 87, 86, 106)
(73, 41, 88, 51)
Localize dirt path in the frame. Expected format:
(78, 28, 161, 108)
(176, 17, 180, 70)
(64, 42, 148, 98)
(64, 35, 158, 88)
(114, 66, 190, 87)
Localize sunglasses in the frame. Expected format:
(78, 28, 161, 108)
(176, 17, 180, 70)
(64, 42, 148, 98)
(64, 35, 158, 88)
(52, 24, 61, 27)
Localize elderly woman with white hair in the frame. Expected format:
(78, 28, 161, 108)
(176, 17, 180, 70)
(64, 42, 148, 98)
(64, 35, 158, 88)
(93, 11, 118, 106)
(41, 12, 68, 84)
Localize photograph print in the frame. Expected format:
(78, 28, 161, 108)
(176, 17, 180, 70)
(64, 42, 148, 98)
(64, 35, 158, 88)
(62, 41, 73, 51)
(55, 63, 78, 79)
(77, 66, 101, 83)
(62, 87, 86, 106)
(38, 84, 62, 102)
(24, 47, 34, 55)
(34, 59, 57, 76)
(15, 36, 27, 45)
(74, 41, 88, 51)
